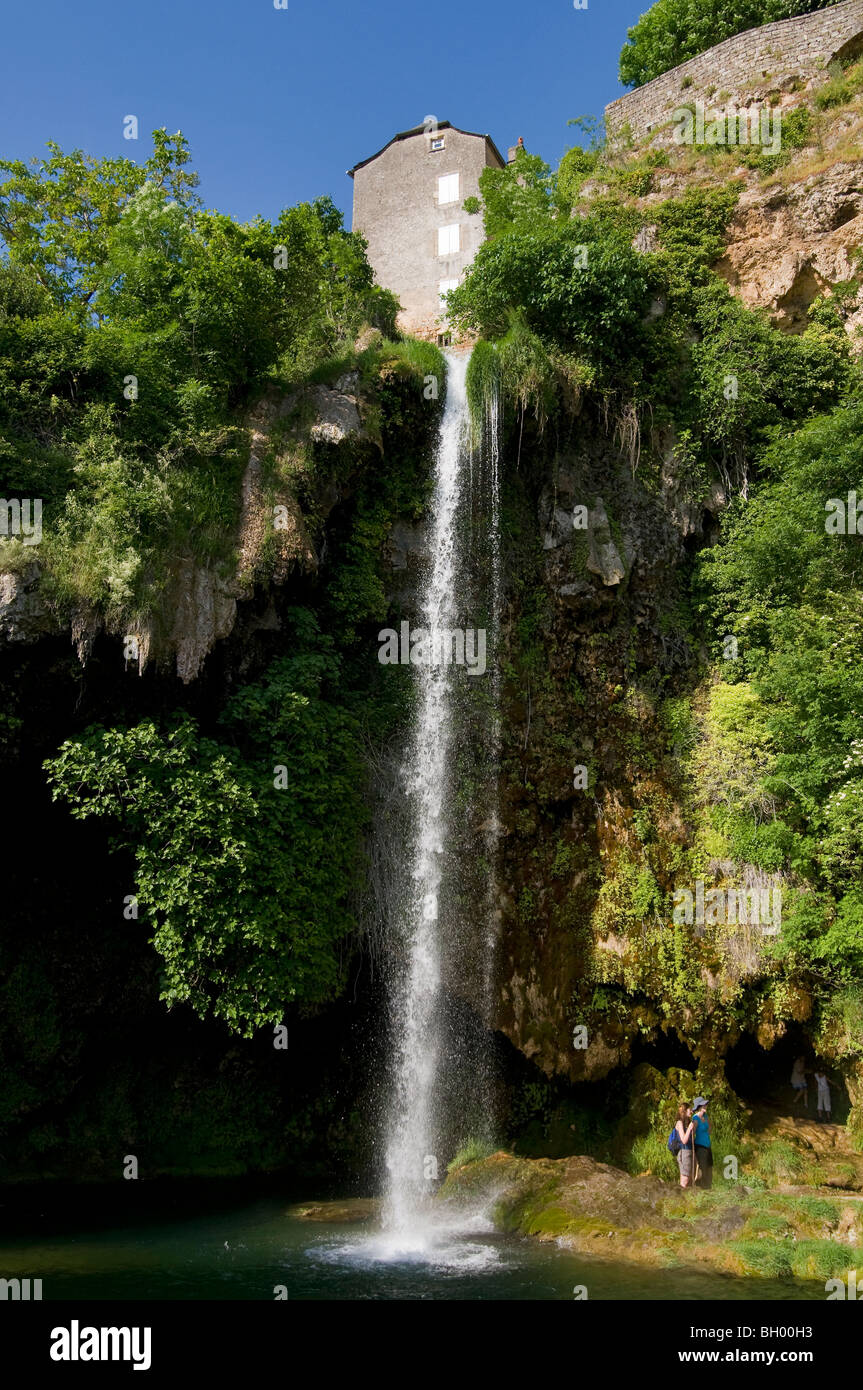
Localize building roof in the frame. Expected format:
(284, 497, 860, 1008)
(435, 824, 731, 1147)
(347, 121, 506, 177)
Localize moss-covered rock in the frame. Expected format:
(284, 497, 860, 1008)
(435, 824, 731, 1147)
(439, 1148, 863, 1281)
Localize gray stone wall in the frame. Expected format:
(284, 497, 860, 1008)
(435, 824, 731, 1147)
(351, 127, 504, 338)
(606, 0, 863, 142)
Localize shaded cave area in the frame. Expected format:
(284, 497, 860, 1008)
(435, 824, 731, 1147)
(498, 1020, 855, 1165)
(724, 1026, 851, 1126)
(497, 1028, 701, 1163)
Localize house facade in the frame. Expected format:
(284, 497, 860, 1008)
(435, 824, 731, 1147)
(348, 121, 507, 341)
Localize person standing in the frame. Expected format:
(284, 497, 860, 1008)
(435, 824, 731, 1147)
(692, 1097, 713, 1189)
(673, 1103, 695, 1189)
(814, 1067, 832, 1123)
(791, 1056, 809, 1110)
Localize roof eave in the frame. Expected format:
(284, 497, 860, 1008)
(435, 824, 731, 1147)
(348, 123, 506, 177)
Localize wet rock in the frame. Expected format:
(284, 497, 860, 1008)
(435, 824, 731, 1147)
(588, 538, 626, 586)
(170, 560, 238, 685)
(334, 371, 360, 396)
(440, 1148, 857, 1279)
(386, 518, 426, 571)
(557, 579, 597, 607)
(696, 1206, 746, 1241)
(440, 1150, 675, 1247)
(287, 1198, 380, 1223)
(543, 506, 577, 550)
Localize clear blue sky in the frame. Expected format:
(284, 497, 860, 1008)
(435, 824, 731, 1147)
(1, 0, 648, 227)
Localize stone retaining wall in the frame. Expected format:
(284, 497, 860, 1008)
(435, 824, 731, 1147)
(606, 0, 863, 141)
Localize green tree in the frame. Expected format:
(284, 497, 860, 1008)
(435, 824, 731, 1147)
(447, 217, 654, 376)
(0, 129, 199, 308)
(0, 132, 396, 622)
(471, 149, 559, 239)
(45, 619, 366, 1035)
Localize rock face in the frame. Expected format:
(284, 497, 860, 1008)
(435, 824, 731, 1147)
(622, 157, 863, 342)
(586, 499, 627, 586)
(514, 45, 863, 1117)
(543, 494, 628, 586)
(385, 518, 426, 571)
(495, 435, 696, 1078)
(717, 164, 863, 334)
(308, 377, 363, 446)
(0, 378, 367, 683)
(0, 563, 58, 645)
(236, 393, 318, 592)
(597, 9, 863, 347)
(748, 1106, 863, 1191)
(168, 561, 239, 686)
(160, 380, 363, 681)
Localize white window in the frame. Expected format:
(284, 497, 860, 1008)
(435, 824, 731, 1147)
(438, 223, 460, 256)
(430, 136, 446, 152)
(439, 278, 459, 306)
(438, 173, 459, 205)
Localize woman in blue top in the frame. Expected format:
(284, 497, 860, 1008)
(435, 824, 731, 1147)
(692, 1097, 713, 1189)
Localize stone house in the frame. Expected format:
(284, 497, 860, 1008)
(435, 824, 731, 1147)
(348, 121, 508, 341)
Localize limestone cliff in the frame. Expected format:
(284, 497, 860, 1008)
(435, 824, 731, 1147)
(479, 50, 863, 1138)
(0, 374, 370, 682)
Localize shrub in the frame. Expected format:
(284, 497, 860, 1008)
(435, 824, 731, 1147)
(626, 1130, 679, 1180)
(447, 1137, 497, 1172)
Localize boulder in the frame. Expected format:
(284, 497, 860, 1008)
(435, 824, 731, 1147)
(309, 384, 363, 445)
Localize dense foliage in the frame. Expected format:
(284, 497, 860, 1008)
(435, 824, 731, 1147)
(3, 88, 863, 1179)
(45, 616, 365, 1032)
(452, 151, 856, 489)
(2, 131, 434, 1045)
(696, 406, 863, 986)
(0, 130, 397, 623)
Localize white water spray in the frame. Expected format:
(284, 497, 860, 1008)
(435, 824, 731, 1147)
(381, 348, 505, 1253)
(382, 351, 471, 1247)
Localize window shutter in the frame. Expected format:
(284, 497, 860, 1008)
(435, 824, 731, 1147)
(438, 173, 459, 205)
(438, 224, 460, 256)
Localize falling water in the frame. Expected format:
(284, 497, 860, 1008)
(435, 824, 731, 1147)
(381, 348, 504, 1251)
(382, 350, 472, 1246)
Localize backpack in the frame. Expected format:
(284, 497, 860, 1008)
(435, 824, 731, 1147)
(667, 1127, 683, 1155)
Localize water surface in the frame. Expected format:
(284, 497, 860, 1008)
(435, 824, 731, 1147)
(0, 1195, 827, 1301)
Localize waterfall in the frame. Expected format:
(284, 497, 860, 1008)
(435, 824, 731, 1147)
(381, 348, 502, 1249)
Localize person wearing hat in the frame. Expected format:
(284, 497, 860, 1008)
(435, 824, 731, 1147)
(692, 1097, 713, 1189)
